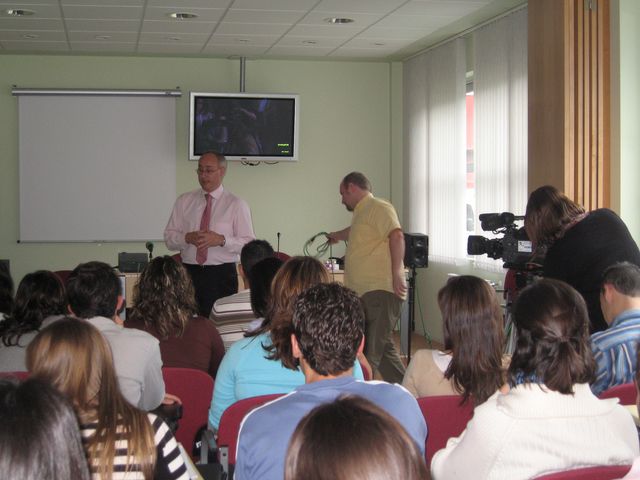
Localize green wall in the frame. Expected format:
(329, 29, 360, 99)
(0, 54, 393, 283)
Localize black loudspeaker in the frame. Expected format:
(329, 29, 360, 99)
(404, 233, 428, 268)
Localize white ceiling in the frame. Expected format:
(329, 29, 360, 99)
(0, 0, 524, 60)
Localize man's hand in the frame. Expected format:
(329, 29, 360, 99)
(326, 227, 350, 245)
(186, 231, 225, 249)
(392, 269, 408, 299)
(326, 232, 340, 245)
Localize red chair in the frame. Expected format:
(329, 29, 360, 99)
(599, 383, 637, 405)
(171, 253, 182, 263)
(201, 393, 283, 473)
(534, 464, 632, 479)
(53, 270, 73, 286)
(162, 367, 214, 459)
(418, 395, 474, 466)
(0, 371, 29, 381)
(274, 252, 291, 261)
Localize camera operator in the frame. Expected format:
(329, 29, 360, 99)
(524, 185, 640, 333)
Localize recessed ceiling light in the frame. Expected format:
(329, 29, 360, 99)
(5, 9, 35, 16)
(302, 40, 317, 45)
(95, 35, 112, 40)
(372, 42, 386, 46)
(22, 33, 39, 39)
(167, 36, 182, 41)
(168, 12, 198, 20)
(324, 17, 354, 24)
(236, 38, 250, 43)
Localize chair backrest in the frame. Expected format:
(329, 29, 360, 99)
(598, 383, 637, 405)
(418, 395, 474, 465)
(534, 464, 632, 479)
(217, 393, 283, 466)
(0, 371, 29, 381)
(274, 251, 291, 262)
(53, 270, 73, 286)
(162, 367, 214, 457)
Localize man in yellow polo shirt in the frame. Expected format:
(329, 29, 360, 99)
(327, 172, 407, 383)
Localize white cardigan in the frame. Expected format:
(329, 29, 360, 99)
(431, 383, 639, 480)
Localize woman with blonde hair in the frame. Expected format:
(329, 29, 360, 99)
(27, 317, 189, 480)
(402, 275, 506, 405)
(208, 256, 366, 429)
(126, 255, 224, 378)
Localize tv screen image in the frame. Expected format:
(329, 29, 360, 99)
(190, 92, 299, 161)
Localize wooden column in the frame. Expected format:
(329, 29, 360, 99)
(528, 0, 610, 209)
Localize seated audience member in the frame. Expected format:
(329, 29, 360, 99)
(126, 256, 225, 378)
(210, 239, 274, 350)
(246, 256, 285, 331)
(67, 261, 165, 410)
(0, 378, 90, 480)
(235, 283, 427, 480)
(402, 275, 506, 404)
(0, 270, 66, 372)
(285, 395, 429, 480)
(208, 256, 365, 430)
(431, 278, 639, 480)
(27, 317, 189, 480)
(0, 262, 13, 321)
(591, 262, 640, 396)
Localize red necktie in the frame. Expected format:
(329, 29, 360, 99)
(196, 194, 212, 265)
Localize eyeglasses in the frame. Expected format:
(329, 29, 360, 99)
(196, 168, 221, 175)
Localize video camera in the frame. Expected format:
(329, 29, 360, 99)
(467, 212, 533, 269)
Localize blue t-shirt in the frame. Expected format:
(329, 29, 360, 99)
(208, 332, 364, 428)
(235, 376, 428, 480)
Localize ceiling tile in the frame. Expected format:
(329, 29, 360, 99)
(0, 29, 65, 41)
(0, 40, 68, 50)
(395, 1, 484, 17)
(62, 0, 144, 5)
(66, 19, 139, 32)
(287, 23, 360, 38)
(267, 44, 333, 56)
(62, 5, 143, 20)
(140, 31, 209, 43)
(375, 14, 449, 29)
(147, 0, 232, 7)
(0, 18, 64, 30)
(215, 22, 290, 36)
(68, 30, 138, 42)
(144, 6, 225, 22)
(232, 0, 316, 10)
(360, 25, 436, 40)
(200, 43, 269, 56)
(70, 41, 135, 51)
(314, 0, 406, 15)
(0, 0, 58, 4)
(277, 35, 344, 48)
(330, 47, 395, 58)
(208, 33, 279, 47)
(0, 4, 61, 19)
(298, 11, 382, 27)
(340, 36, 409, 49)
(142, 20, 216, 34)
(224, 9, 304, 24)
(138, 42, 205, 54)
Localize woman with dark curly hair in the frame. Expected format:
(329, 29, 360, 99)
(0, 270, 66, 372)
(525, 185, 640, 333)
(431, 279, 638, 480)
(402, 275, 506, 405)
(126, 255, 224, 378)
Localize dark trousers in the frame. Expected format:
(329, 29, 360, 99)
(184, 263, 238, 317)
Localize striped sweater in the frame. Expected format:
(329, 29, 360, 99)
(81, 413, 189, 480)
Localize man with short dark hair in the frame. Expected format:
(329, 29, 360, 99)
(327, 171, 407, 382)
(234, 283, 426, 480)
(164, 152, 255, 316)
(210, 239, 274, 350)
(590, 261, 640, 395)
(67, 261, 165, 410)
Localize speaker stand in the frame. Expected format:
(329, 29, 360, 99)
(405, 266, 417, 364)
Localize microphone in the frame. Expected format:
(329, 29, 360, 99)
(277, 232, 281, 254)
(145, 242, 154, 260)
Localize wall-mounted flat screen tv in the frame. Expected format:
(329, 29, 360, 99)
(189, 92, 299, 161)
